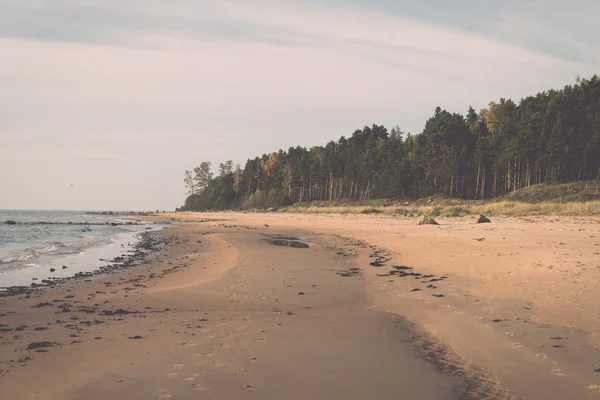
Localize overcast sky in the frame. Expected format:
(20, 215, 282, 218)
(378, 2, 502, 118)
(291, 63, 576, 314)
(1, 0, 598, 211)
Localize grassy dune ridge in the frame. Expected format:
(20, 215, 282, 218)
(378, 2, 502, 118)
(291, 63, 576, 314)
(277, 182, 600, 217)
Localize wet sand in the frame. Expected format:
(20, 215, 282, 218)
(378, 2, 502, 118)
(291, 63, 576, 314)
(1, 213, 600, 399)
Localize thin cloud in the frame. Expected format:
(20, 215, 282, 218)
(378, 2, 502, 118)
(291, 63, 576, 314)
(0, 1, 595, 210)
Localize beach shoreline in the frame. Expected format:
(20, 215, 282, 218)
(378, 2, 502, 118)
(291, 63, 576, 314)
(1, 213, 600, 399)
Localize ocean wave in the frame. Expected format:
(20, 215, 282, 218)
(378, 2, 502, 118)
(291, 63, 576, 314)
(38, 244, 58, 253)
(1, 253, 36, 264)
(1, 215, 154, 274)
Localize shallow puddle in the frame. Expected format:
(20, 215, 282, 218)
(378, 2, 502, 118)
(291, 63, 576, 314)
(264, 237, 310, 249)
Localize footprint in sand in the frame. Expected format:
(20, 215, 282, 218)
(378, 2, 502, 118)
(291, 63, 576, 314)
(552, 369, 566, 376)
(183, 343, 197, 348)
(183, 377, 195, 382)
(166, 372, 179, 379)
(536, 353, 548, 360)
(152, 389, 173, 399)
(235, 368, 248, 375)
(192, 353, 211, 362)
(249, 357, 258, 362)
(193, 384, 205, 391)
(512, 342, 523, 348)
(587, 385, 600, 391)
(243, 384, 255, 391)
(172, 364, 185, 369)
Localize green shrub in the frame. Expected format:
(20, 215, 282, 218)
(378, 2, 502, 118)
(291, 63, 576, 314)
(361, 208, 382, 214)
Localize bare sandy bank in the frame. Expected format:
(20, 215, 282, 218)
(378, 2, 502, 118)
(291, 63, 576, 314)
(1, 213, 599, 399)
(0, 223, 473, 399)
(157, 212, 600, 398)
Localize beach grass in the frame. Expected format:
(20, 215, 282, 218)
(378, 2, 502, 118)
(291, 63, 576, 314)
(278, 200, 600, 217)
(274, 182, 600, 217)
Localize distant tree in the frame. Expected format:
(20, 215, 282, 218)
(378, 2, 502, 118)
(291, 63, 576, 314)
(233, 164, 243, 196)
(193, 162, 213, 192)
(263, 153, 280, 177)
(219, 160, 233, 177)
(184, 170, 197, 195)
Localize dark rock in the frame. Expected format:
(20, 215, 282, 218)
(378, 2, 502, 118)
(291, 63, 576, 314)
(102, 308, 135, 316)
(50, 268, 56, 273)
(297, 292, 305, 295)
(128, 335, 144, 339)
(31, 302, 53, 308)
(477, 214, 491, 223)
(27, 341, 57, 350)
(62, 265, 68, 269)
(417, 215, 439, 225)
(4, 220, 17, 225)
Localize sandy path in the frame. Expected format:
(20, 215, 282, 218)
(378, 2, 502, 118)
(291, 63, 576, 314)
(2, 214, 600, 398)
(156, 212, 600, 398)
(1, 223, 483, 399)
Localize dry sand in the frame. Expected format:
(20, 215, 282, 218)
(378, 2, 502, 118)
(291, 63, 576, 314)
(1, 212, 600, 399)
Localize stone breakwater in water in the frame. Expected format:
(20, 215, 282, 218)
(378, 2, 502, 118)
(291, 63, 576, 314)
(84, 211, 155, 216)
(3, 220, 151, 226)
(0, 232, 175, 298)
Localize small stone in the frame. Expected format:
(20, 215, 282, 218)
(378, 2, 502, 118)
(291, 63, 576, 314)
(476, 214, 491, 223)
(417, 215, 438, 225)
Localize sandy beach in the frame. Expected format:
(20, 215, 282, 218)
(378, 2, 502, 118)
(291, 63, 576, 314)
(1, 212, 600, 399)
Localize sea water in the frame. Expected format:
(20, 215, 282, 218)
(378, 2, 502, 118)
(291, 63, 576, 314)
(0, 210, 159, 287)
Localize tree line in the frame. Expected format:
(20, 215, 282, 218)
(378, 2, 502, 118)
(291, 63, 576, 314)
(181, 76, 600, 211)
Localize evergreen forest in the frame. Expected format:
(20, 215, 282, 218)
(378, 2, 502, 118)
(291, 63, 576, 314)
(182, 76, 600, 211)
